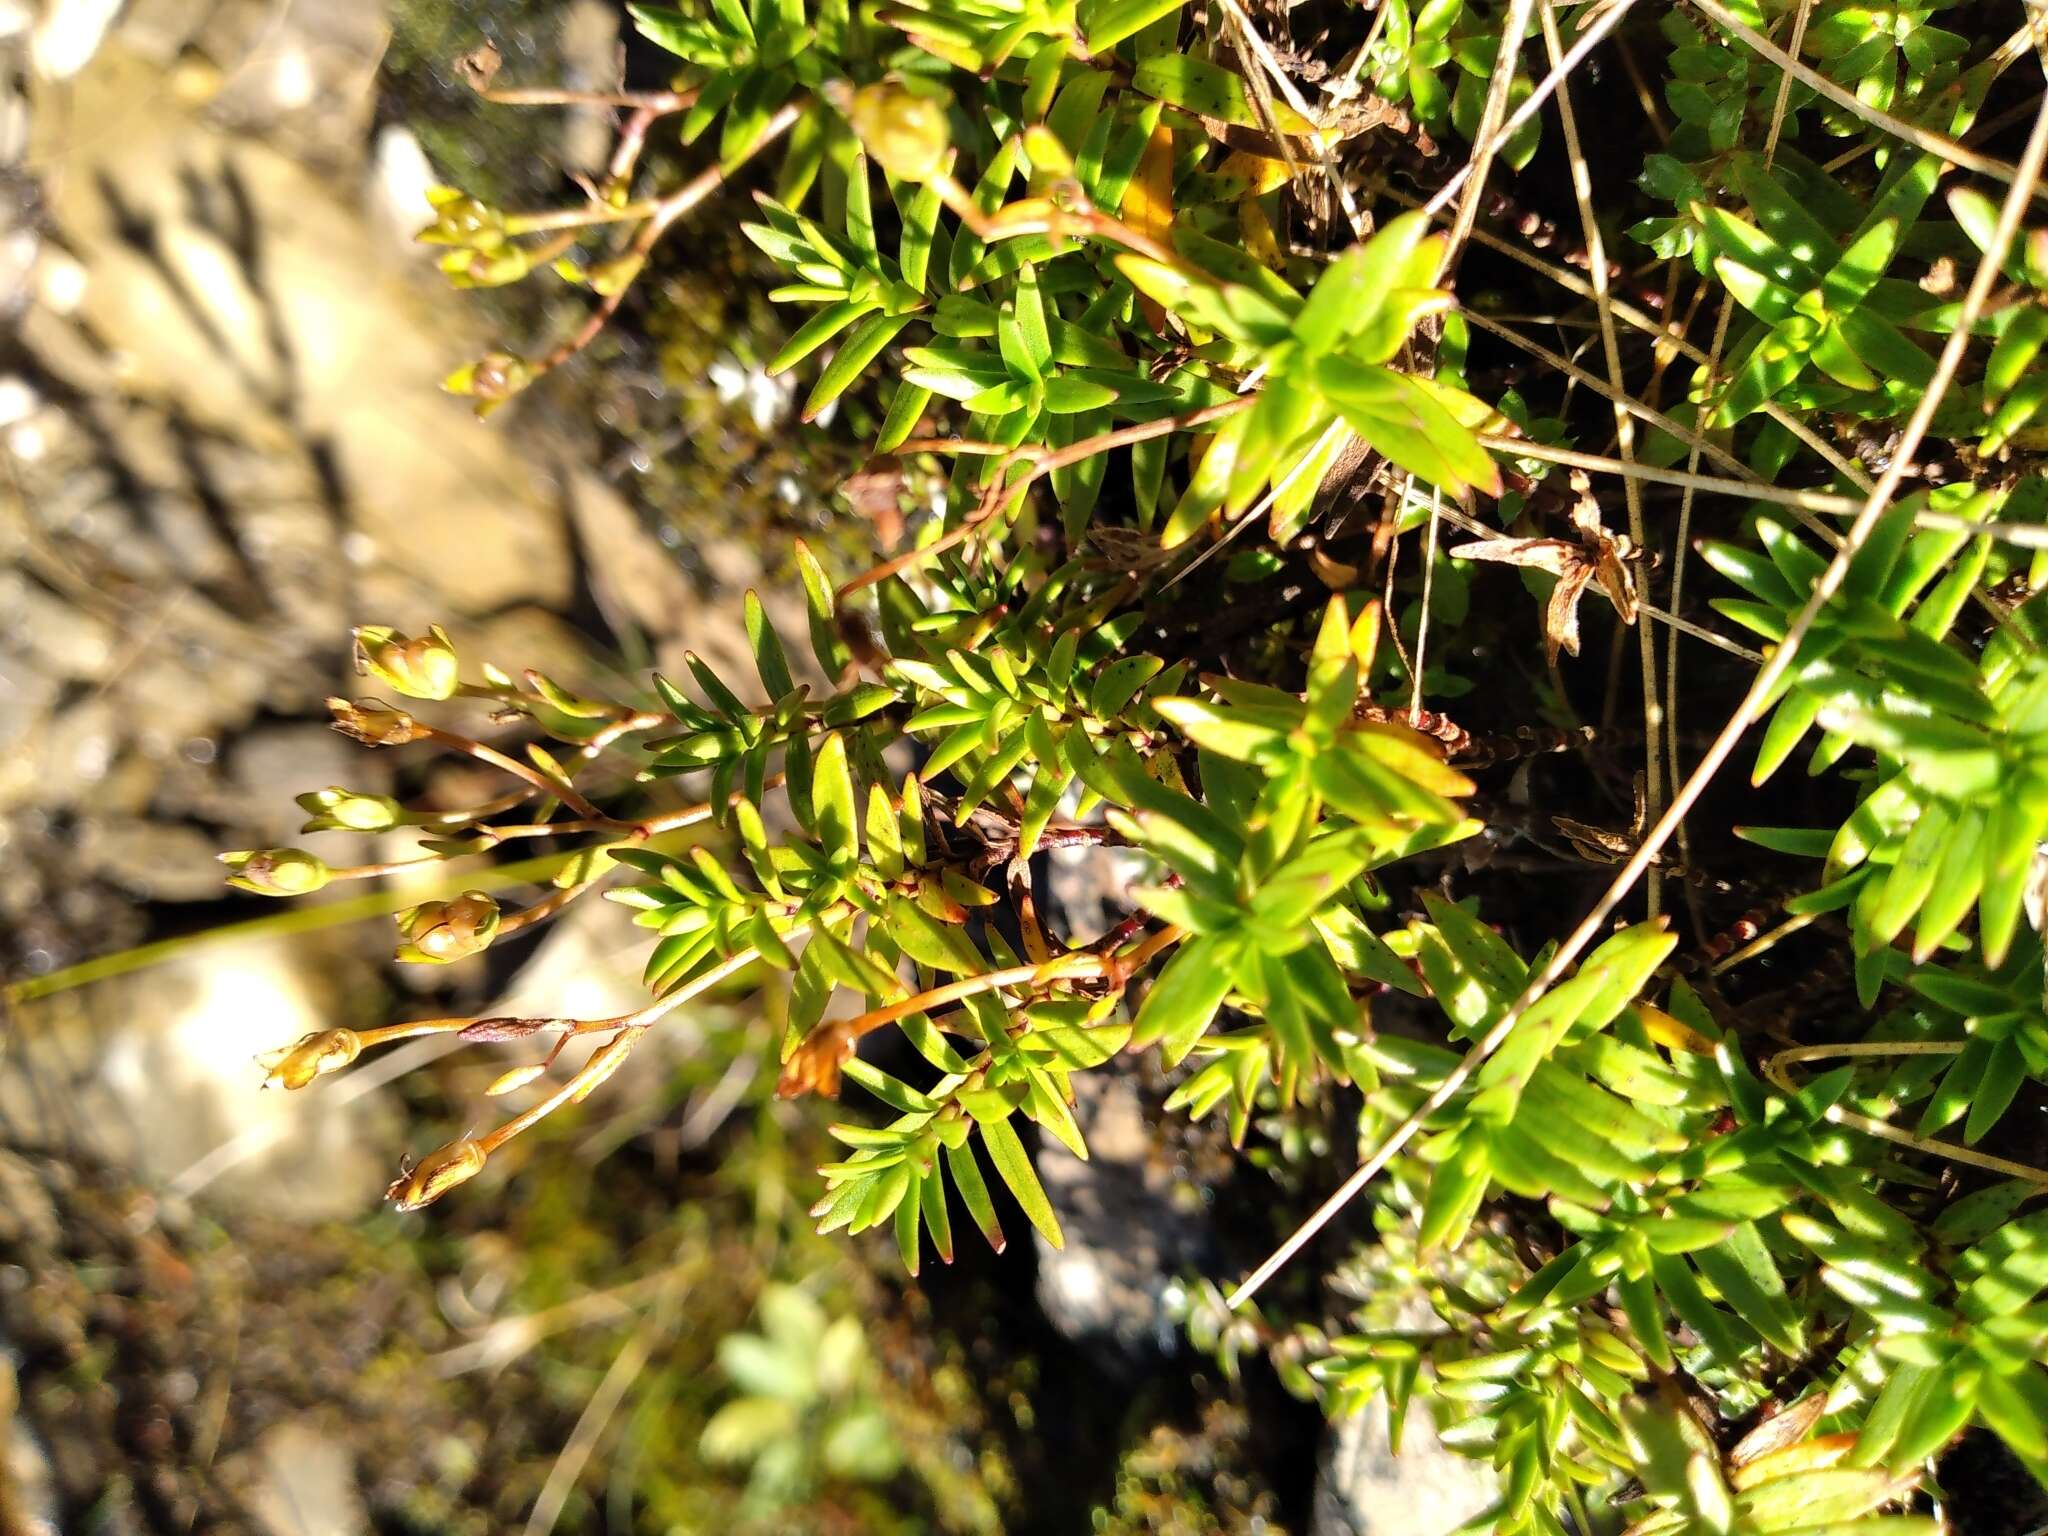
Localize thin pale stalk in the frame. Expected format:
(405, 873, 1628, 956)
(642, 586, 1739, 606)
(1477, 436, 1861, 513)
(1542, 0, 1662, 910)
(1214, 0, 1368, 239)
(1424, 0, 1643, 223)
(1411, 481, 1442, 719)
(421, 726, 607, 820)
(6, 846, 596, 1005)
(1708, 909, 1819, 974)
(1762, 0, 1816, 166)
(535, 101, 804, 377)
(841, 400, 1250, 596)
(1435, 0, 1538, 279)
(1763, 1044, 2048, 1186)
(1158, 416, 1350, 591)
(1464, 311, 1756, 483)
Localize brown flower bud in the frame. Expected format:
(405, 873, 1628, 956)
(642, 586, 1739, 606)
(394, 890, 501, 964)
(256, 1028, 362, 1090)
(458, 1016, 551, 1042)
(327, 696, 425, 746)
(441, 350, 532, 407)
(353, 624, 460, 701)
(848, 83, 951, 184)
(777, 1022, 852, 1101)
(469, 351, 530, 400)
(386, 1138, 487, 1211)
(220, 847, 332, 897)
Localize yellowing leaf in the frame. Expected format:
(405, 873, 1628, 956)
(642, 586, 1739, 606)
(1240, 196, 1281, 271)
(1127, 123, 1176, 332)
(1215, 149, 1292, 196)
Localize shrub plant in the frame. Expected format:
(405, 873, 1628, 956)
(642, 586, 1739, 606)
(233, 1, 2048, 1529)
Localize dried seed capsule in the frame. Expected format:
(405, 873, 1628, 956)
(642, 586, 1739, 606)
(386, 1139, 487, 1211)
(394, 890, 501, 964)
(326, 697, 425, 746)
(256, 1027, 362, 1090)
(484, 1062, 548, 1096)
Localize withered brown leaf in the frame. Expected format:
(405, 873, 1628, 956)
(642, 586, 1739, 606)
(1448, 475, 1636, 666)
(840, 455, 907, 548)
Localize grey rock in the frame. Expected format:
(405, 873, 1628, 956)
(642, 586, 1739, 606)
(556, 0, 624, 176)
(4, 696, 119, 814)
(1311, 1396, 1499, 1536)
(30, 0, 120, 78)
(0, 567, 116, 681)
(0, 647, 59, 756)
(227, 725, 380, 845)
(370, 124, 438, 252)
(1033, 1068, 1213, 1354)
(0, 1350, 62, 1536)
(1044, 843, 1149, 946)
(0, 1151, 61, 1249)
(0, 938, 397, 1220)
(236, 1419, 368, 1536)
(74, 817, 228, 901)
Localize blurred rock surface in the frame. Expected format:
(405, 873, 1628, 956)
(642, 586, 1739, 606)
(1310, 1396, 1499, 1536)
(1034, 1069, 1216, 1357)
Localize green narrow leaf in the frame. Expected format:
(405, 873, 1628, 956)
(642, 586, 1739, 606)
(1963, 1037, 2025, 1145)
(794, 540, 849, 678)
(770, 298, 874, 374)
(1650, 1250, 1761, 1366)
(1418, 1134, 1490, 1251)
(813, 732, 858, 867)
(1693, 1221, 1804, 1356)
(982, 1116, 1064, 1247)
(744, 590, 797, 701)
(843, 148, 878, 266)
(804, 312, 915, 420)
(1079, 0, 1185, 52)
(894, 1169, 923, 1273)
(1133, 934, 1238, 1064)
(920, 1154, 955, 1263)
(943, 1139, 1006, 1253)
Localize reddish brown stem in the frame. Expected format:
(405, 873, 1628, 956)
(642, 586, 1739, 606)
(839, 399, 1252, 597)
(419, 726, 607, 821)
(534, 101, 804, 377)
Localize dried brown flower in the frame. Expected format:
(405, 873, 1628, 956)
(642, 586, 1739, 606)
(257, 1028, 362, 1091)
(386, 1139, 488, 1211)
(1448, 474, 1637, 666)
(326, 697, 426, 746)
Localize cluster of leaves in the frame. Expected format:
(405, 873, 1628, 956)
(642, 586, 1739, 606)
(700, 1285, 904, 1512)
(233, 0, 2048, 1528)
